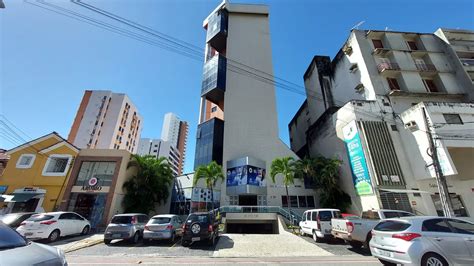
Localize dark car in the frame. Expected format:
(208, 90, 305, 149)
(104, 213, 149, 244)
(182, 212, 219, 247)
(0, 212, 37, 229)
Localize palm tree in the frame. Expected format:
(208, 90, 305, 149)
(193, 161, 225, 212)
(294, 156, 316, 187)
(122, 155, 174, 214)
(270, 156, 299, 222)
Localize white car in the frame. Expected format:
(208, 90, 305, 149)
(370, 216, 474, 266)
(17, 212, 91, 242)
(299, 208, 341, 242)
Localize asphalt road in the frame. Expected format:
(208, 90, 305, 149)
(297, 234, 373, 257)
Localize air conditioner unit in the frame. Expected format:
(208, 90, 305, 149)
(404, 121, 418, 132)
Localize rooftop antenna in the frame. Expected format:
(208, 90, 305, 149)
(385, 26, 390, 31)
(351, 21, 365, 30)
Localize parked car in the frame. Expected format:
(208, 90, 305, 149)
(16, 212, 90, 243)
(370, 216, 474, 266)
(299, 208, 341, 242)
(1, 212, 37, 229)
(332, 209, 414, 249)
(143, 214, 183, 243)
(182, 212, 219, 247)
(0, 222, 67, 265)
(104, 213, 149, 244)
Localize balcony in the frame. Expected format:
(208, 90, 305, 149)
(206, 10, 228, 52)
(377, 62, 400, 74)
(202, 55, 227, 103)
(415, 63, 437, 72)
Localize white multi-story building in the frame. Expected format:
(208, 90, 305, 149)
(290, 29, 474, 217)
(68, 90, 142, 154)
(137, 138, 182, 176)
(193, 1, 316, 232)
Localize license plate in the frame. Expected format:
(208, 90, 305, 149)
(377, 248, 393, 257)
(24, 233, 33, 236)
(191, 237, 200, 241)
(112, 234, 121, 238)
(153, 233, 162, 237)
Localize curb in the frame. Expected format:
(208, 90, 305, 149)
(64, 238, 104, 253)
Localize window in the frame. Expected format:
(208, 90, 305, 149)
(443, 114, 463, 125)
(383, 211, 414, 218)
(446, 219, 474, 235)
(74, 161, 117, 186)
(372, 39, 384, 49)
(390, 125, 398, 131)
(290, 196, 298, 208)
(407, 41, 418, 51)
(16, 154, 36, 169)
(311, 211, 317, 221)
(375, 221, 411, 231)
(318, 211, 332, 221)
(362, 211, 380, 220)
(42, 155, 72, 176)
(281, 196, 288, 208)
(306, 196, 315, 207)
(211, 106, 217, 113)
(387, 78, 400, 91)
(305, 212, 310, 221)
(423, 79, 439, 92)
(432, 194, 468, 217)
(298, 196, 307, 207)
(422, 219, 452, 233)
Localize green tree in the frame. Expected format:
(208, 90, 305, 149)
(193, 161, 225, 211)
(270, 156, 299, 221)
(122, 155, 174, 214)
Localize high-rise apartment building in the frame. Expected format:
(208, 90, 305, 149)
(68, 90, 142, 154)
(290, 29, 474, 217)
(137, 113, 188, 176)
(193, 1, 315, 230)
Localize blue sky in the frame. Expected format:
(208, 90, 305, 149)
(1, 0, 473, 173)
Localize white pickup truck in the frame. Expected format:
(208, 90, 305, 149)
(331, 209, 415, 249)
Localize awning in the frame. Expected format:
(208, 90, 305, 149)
(5, 193, 42, 203)
(380, 189, 433, 195)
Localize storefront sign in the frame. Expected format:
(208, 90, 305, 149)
(226, 165, 266, 187)
(81, 177, 102, 191)
(343, 120, 373, 195)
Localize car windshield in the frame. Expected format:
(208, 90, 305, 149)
(187, 214, 209, 224)
(374, 221, 411, 231)
(318, 211, 332, 221)
(111, 216, 132, 224)
(27, 214, 54, 222)
(0, 224, 27, 249)
(150, 217, 171, 224)
(1, 213, 22, 225)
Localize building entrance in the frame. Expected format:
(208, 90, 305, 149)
(69, 193, 107, 229)
(238, 195, 257, 206)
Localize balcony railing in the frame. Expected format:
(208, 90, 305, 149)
(415, 63, 437, 72)
(377, 62, 400, 73)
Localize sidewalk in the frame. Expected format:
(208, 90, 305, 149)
(52, 234, 104, 253)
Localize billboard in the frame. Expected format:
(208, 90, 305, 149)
(343, 120, 373, 195)
(226, 165, 266, 187)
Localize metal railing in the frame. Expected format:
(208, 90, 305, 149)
(415, 63, 437, 72)
(218, 205, 302, 225)
(377, 62, 400, 73)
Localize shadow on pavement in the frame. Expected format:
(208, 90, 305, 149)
(347, 247, 372, 256)
(37, 234, 91, 246)
(213, 235, 234, 250)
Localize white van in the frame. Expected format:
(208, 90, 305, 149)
(299, 208, 341, 242)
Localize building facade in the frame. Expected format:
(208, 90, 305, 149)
(193, 1, 316, 230)
(137, 138, 182, 176)
(0, 132, 79, 213)
(68, 90, 143, 154)
(289, 29, 474, 217)
(60, 149, 136, 229)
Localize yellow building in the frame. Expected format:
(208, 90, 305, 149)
(0, 132, 79, 213)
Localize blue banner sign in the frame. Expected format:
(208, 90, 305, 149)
(343, 120, 373, 195)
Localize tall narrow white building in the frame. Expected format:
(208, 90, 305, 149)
(68, 90, 142, 154)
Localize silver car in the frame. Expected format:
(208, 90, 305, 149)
(143, 214, 184, 243)
(0, 222, 67, 265)
(370, 216, 474, 266)
(104, 213, 149, 244)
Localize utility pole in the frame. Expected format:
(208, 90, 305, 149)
(422, 107, 454, 217)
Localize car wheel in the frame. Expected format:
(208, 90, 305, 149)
(182, 240, 190, 247)
(104, 239, 112, 245)
(312, 231, 322, 243)
(348, 241, 362, 249)
(378, 259, 396, 266)
(363, 233, 372, 251)
(422, 253, 448, 266)
(81, 225, 90, 235)
(169, 232, 176, 244)
(48, 229, 60, 243)
(130, 232, 139, 244)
